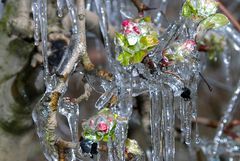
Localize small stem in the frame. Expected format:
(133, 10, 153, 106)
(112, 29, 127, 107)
(75, 83, 92, 103)
(130, 0, 156, 14)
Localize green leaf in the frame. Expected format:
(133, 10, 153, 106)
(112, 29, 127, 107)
(117, 51, 132, 66)
(182, 0, 197, 17)
(198, 13, 229, 30)
(131, 50, 147, 64)
(142, 16, 151, 23)
(98, 108, 110, 115)
(139, 35, 159, 49)
(115, 32, 128, 47)
(102, 134, 109, 142)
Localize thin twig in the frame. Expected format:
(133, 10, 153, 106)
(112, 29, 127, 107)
(130, 0, 156, 14)
(199, 72, 213, 92)
(75, 83, 92, 103)
(195, 117, 240, 141)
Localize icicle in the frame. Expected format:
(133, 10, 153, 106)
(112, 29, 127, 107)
(192, 102, 200, 144)
(189, 78, 200, 144)
(95, 87, 117, 110)
(65, 0, 79, 34)
(222, 53, 231, 84)
(32, 93, 59, 161)
(183, 100, 192, 145)
(162, 86, 175, 161)
(119, 0, 134, 19)
(32, 0, 40, 46)
(57, 0, 66, 17)
(213, 80, 240, 155)
(113, 72, 133, 161)
(179, 98, 185, 143)
(94, 0, 114, 63)
(38, 0, 50, 79)
(108, 138, 114, 161)
(149, 87, 163, 161)
(59, 98, 80, 161)
(150, 0, 169, 29)
(114, 121, 128, 161)
(225, 26, 240, 52)
(86, 0, 92, 10)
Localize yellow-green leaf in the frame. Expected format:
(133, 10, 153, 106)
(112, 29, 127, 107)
(139, 35, 159, 49)
(142, 16, 151, 23)
(198, 13, 229, 30)
(131, 50, 147, 64)
(116, 32, 128, 47)
(182, 0, 197, 18)
(117, 51, 132, 66)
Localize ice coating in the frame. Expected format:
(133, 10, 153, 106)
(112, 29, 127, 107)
(29, 0, 238, 161)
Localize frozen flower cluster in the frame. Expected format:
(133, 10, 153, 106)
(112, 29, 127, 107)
(82, 108, 117, 142)
(115, 16, 159, 66)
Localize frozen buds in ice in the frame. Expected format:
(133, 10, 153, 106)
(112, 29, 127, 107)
(115, 16, 159, 66)
(161, 39, 196, 67)
(182, 0, 217, 19)
(182, 0, 229, 31)
(197, 31, 226, 60)
(82, 108, 117, 142)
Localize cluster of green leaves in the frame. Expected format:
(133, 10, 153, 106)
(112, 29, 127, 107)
(201, 33, 225, 60)
(83, 123, 116, 142)
(164, 48, 185, 63)
(182, 0, 229, 31)
(116, 17, 159, 66)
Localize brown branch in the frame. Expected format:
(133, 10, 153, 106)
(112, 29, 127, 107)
(217, 0, 240, 32)
(131, 0, 156, 14)
(58, 145, 66, 161)
(62, 10, 115, 40)
(195, 117, 240, 141)
(75, 0, 114, 82)
(163, 70, 184, 83)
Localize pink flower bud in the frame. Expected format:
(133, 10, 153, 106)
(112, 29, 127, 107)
(89, 119, 94, 128)
(124, 29, 131, 34)
(122, 20, 130, 27)
(133, 26, 140, 34)
(183, 40, 196, 51)
(97, 121, 108, 133)
(107, 117, 113, 122)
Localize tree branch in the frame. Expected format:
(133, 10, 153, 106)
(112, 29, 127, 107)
(130, 0, 156, 14)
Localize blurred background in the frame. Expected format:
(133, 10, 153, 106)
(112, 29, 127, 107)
(0, 0, 240, 161)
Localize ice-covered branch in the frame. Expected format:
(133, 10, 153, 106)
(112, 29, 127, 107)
(75, 83, 92, 103)
(131, 0, 155, 14)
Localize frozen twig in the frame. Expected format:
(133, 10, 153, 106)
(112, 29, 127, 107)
(195, 117, 240, 141)
(75, 83, 92, 103)
(62, 10, 115, 40)
(131, 0, 156, 14)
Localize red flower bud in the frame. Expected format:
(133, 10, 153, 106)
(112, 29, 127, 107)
(97, 121, 108, 133)
(122, 20, 130, 27)
(133, 26, 140, 34)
